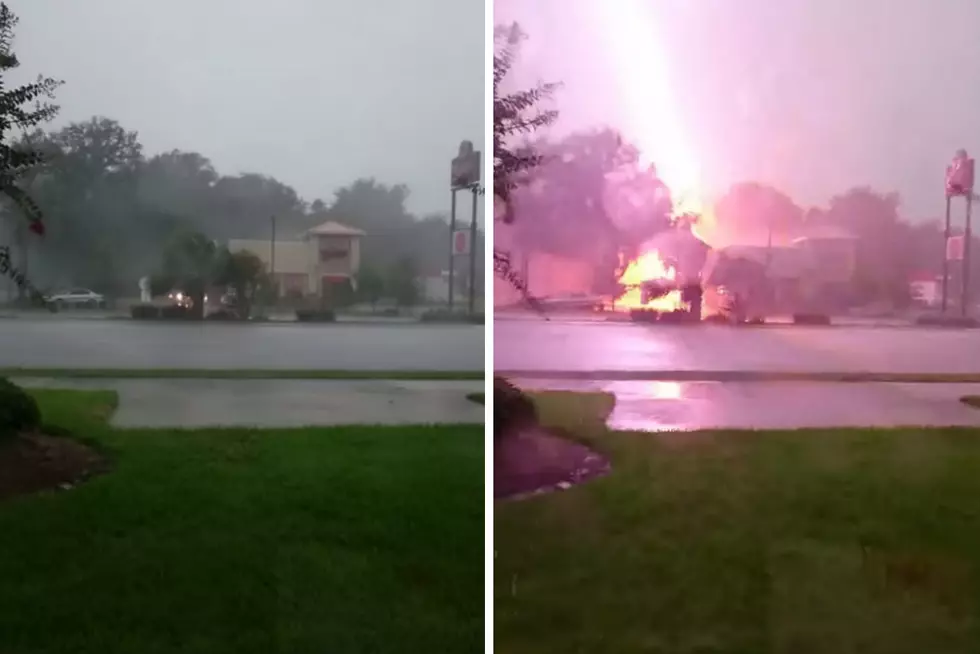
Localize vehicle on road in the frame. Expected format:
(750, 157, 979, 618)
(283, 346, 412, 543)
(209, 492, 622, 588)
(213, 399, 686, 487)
(45, 288, 106, 309)
(167, 290, 210, 309)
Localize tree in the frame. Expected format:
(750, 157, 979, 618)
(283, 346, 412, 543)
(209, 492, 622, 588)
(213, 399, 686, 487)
(24, 118, 156, 292)
(208, 173, 308, 238)
(0, 2, 62, 299)
(510, 129, 675, 295)
(138, 150, 218, 219)
(493, 22, 558, 309)
(324, 178, 416, 269)
(386, 257, 420, 308)
(161, 230, 222, 319)
(214, 249, 266, 319)
(816, 187, 911, 306)
(356, 264, 385, 311)
(493, 23, 558, 221)
(714, 182, 804, 246)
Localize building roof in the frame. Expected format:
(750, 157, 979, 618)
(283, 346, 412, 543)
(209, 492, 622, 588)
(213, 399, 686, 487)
(702, 245, 809, 284)
(306, 221, 366, 237)
(909, 271, 940, 283)
(792, 223, 857, 242)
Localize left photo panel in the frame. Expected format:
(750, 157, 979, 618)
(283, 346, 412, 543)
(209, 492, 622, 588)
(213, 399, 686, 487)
(0, 0, 487, 652)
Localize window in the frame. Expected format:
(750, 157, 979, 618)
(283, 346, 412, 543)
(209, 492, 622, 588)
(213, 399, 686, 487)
(319, 238, 350, 262)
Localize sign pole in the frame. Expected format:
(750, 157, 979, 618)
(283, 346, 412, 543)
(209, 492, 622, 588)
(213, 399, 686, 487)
(448, 189, 457, 310)
(468, 185, 478, 316)
(943, 194, 951, 313)
(449, 140, 481, 313)
(964, 193, 974, 316)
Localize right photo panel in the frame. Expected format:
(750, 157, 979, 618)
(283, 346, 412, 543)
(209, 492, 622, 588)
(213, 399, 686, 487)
(494, 0, 980, 651)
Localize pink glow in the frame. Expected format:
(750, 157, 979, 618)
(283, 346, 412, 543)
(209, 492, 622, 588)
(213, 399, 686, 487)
(495, 0, 980, 221)
(586, 0, 703, 216)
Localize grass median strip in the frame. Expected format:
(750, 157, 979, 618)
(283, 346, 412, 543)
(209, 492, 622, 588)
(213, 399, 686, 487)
(495, 391, 980, 653)
(0, 368, 483, 381)
(498, 369, 980, 383)
(1, 390, 483, 653)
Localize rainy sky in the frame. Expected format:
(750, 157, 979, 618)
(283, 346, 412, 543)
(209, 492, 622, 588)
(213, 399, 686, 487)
(11, 0, 484, 217)
(497, 0, 980, 221)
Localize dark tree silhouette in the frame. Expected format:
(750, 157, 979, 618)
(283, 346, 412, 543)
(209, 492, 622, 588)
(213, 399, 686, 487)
(0, 2, 62, 298)
(492, 23, 558, 312)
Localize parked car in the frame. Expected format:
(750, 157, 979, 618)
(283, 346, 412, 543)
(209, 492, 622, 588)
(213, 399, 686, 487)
(45, 288, 106, 309)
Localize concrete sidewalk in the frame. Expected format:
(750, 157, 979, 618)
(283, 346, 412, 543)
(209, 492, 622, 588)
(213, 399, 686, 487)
(516, 379, 980, 431)
(16, 378, 485, 428)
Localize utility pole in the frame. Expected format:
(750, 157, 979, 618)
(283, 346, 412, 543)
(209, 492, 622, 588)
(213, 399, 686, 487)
(448, 190, 456, 310)
(468, 185, 478, 316)
(270, 215, 277, 304)
(942, 195, 952, 312)
(449, 140, 481, 313)
(964, 194, 974, 316)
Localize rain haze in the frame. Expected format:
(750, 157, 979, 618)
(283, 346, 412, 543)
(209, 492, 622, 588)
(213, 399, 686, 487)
(0, 3, 485, 644)
(0, 0, 486, 371)
(496, 0, 980, 220)
(13, 0, 484, 217)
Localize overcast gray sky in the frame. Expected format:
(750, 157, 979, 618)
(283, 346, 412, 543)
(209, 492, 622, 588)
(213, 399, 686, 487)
(497, 0, 980, 222)
(12, 0, 484, 217)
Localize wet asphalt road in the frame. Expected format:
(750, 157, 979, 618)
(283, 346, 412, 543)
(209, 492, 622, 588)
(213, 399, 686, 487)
(0, 319, 484, 370)
(495, 319, 980, 374)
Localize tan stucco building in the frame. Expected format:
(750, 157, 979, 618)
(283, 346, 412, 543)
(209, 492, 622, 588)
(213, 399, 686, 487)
(229, 220, 365, 300)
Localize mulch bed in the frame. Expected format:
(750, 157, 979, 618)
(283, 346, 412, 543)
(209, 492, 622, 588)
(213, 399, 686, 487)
(494, 426, 609, 500)
(0, 431, 110, 501)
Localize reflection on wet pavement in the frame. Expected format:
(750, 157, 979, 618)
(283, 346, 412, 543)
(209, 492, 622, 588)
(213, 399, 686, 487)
(15, 378, 485, 428)
(496, 321, 980, 374)
(516, 379, 980, 431)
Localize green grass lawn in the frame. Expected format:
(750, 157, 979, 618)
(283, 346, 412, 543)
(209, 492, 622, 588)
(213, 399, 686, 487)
(1, 390, 483, 654)
(496, 392, 980, 654)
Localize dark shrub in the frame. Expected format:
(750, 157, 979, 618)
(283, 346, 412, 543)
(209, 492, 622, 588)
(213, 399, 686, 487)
(658, 310, 691, 324)
(160, 304, 193, 320)
(0, 378, 40, 440)
(792, 313, 831, 326)
(629, 309, 658, 323)
(420, 309, 484, 324)
(493, 376, 537, 441)
(296, 309, 336, 323)
(916, 314, 979, 328)
(206, 309, 239, 321)
(130, 304, 161, 320)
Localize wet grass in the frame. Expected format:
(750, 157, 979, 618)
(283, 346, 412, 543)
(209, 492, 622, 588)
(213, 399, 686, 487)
(0, 367, 483, 380)
(495, 393, 980, 653)
(1, 390, 483, 654)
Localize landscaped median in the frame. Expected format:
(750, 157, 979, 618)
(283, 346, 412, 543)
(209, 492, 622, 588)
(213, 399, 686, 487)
(0, 388, 483, 653)
(495, 388, 980, 653)
(497, 369, 980, 383)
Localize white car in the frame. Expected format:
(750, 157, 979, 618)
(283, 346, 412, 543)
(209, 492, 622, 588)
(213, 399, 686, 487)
(46, 288, 106, 309)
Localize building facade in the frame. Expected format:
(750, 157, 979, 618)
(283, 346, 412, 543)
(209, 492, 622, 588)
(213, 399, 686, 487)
(229, 221, 365, 302)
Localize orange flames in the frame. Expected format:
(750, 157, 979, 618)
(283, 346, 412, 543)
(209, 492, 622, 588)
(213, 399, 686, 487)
(588, 0, 715, 314)
(613, 249, 687, 312)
